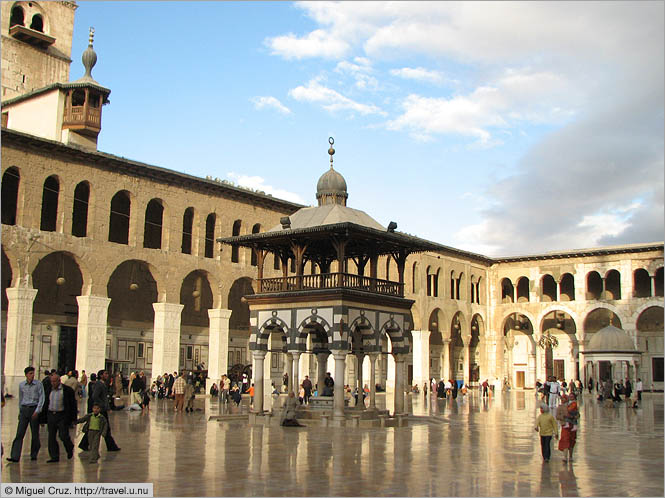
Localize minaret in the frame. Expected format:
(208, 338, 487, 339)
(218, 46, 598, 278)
(61, 27, 111, 150)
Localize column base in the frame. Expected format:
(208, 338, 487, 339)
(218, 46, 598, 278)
(4, 375, 24, 397)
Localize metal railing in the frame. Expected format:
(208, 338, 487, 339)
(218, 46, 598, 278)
(258, 272, 404, 297)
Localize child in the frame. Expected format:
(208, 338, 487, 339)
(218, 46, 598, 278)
(184, 382, 195, 412)
(75, 403, 108, 463)
(534, 404, 559, 462)
(564, 401, 579, 432)
(248, 383, 255, 406)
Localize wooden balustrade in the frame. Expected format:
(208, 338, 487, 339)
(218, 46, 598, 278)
(258, 272, 404, 297)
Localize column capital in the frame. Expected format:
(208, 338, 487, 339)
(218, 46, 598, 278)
(153, 302, 185, 313)
(208, 308, 232, 319)
(392, 352, 406, 362)
(331, 350, 347, 361)
(252, 350, 267, 360)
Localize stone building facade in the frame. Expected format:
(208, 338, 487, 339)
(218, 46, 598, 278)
(2, 1, 663, 397)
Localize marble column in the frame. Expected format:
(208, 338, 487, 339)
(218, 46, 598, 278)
(75, 295, 111, 378)
(369, 353, 378, 410)
(441, 339, 451, 380)
(355, 353, 364, 410)
(411, 330, 430, 391)
(316, 352, 329, 395)
(285, 353, 294, 393)
(611, 361, 620, 382)
(393, 354, 405, 415)
(528, 350, 536, 388)
(292, 352, 301, 395)
(462, 337, 471, 386)
(332, 351, 346, 422)
(151, 302, 184, 379)
(207, 308, 232, 391)
(3, 286, 38, 394)
(252, 351, 266, 413)
(535, 343, 543, 382)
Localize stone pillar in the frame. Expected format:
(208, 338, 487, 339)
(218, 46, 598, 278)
(369, 353, 378, 410)
(355, 353, 364, 410)
(252, 351, 266, 413)
(441, 339, 451, 380)
(151, 302, 184, 379)
(285, 353, 293, 393)
(332, 351, 346, 422)
(207, 308, 232, 391)
(411, 330, 430, 391)
(611, 361, 620, 382)
(650, 276, 656, 297)
(316, 352, 329, 394)
(75, 295, 111, 378)
(3, 287, 38, 394)
(393, 354, 405, 415)
(535, 343, 543, 383)
(528, 350, 536, 388)
(462, 337, 471, 386)
(292, 352, 301, 395)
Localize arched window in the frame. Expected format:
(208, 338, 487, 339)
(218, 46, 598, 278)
(656, 267, 664, 297)
(604, 269, 621, 300)
(71, 181, 90, 237)
(10, 5, 24, 27)
(1, 167, 20, 225)
(143, 199, 163, 249)
(181, 208, 194, 254)
(204, 213, 216, 258)
(250, 224, 261, 266)
(500, 278, 514, 303)
(633, 269, 651, 298)
(586, 271, 602, 300)
(516, 276, 530, 302)
(273, 252, 280, 271)
(108, 191, 130, 245)
(455, 272, 463, 300)
(40, 175, 59, 232)
(450, 271, 456, 299)
(560, 273, 575, 301)
(231, 220, 241, 263)
(540, 275, 556, 302)
(30, 14, 43, 32)
(412, 262, 418, 293)
(476, 277, 482, 304)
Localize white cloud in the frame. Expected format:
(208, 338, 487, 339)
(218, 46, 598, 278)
(390, 67, 448, 84)
(266, 28, 349, 60)
(334, 58, 378, 90)
(226, 172, 305, 204)
(289, 78, 385, 116)
(251, 96, 292, 115)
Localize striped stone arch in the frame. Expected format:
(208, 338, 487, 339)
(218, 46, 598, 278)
(349, 315, 379, 352)
(379, 316, 409, 354)
(252, 315, 290, 351)
(294, 314, 333, 351)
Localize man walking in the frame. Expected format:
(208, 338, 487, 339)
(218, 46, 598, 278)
(302, 375, 313, 405)
(80, 370, 88, 398)
(80, 370, 120, 452)
(534, 404, 559, 462)
(41, 374, 77, 462)
(636, 378, 643, 401)
(173, 372, 186, 412)
(7, 366, 45, 463)
(548, 376, 560, 409)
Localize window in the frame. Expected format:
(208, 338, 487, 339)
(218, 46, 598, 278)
(143, 199, 163, 249)
(653, 357, 664, 383)
(40, 175, 59, 232)
(516, 277, 530, 302)
(181, 208, 194, 254)
(231, 220, 241, 262)
(273, 252, 280, 270)
(71, 181, 90, 237)
(187, 346, 193, 360)
(586, 271, 602, 300)
(412, 262, 418, 293)
(1, 167, 20, 225)
(205, 213, 216, 258)
(250, 224, 261, 266)
(30, 14, 43, 32)
(109, 191, 130, 244)
(10, 6, 24, 27)
(605, 270, 621, 300)
(137, 342, 145, 359)
(560, 273, 575, 301)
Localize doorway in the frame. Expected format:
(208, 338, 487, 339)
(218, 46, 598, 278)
(58, 326, 77, 373)
(553, 359, 565, 381)
(516, 370, 525, 388)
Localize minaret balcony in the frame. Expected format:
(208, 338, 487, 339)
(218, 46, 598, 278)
(258, 272, 404, 297)
(9, 25, 55, 48)
(62, 105, 101, 135)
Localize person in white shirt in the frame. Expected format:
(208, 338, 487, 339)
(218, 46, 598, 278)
(548, 377, 561, 409)
(636, 378, 643, 401)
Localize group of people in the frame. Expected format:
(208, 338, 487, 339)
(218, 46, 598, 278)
(209, 374, 246, 406)
(432, 378, 468, 400)
(6, 366, 121, 465)
(534, 392, 579, 463)
(593, 377, 642, 407)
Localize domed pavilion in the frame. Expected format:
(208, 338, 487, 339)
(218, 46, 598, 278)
(582, 325, 642, 383)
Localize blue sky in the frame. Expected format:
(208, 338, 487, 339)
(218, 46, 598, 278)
(70, 1, 664, 256)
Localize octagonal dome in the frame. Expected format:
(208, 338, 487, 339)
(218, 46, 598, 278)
(586, 325, 636, 352)
(316, 167, 348, 206)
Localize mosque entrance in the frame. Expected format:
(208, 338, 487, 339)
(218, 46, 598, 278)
(57, 326, 77, 373)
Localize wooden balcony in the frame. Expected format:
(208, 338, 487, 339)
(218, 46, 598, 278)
(62, 106, 101, 134)
(258, 272, 404, 297)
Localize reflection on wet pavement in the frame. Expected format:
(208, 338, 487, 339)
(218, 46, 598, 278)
(2, 390, 663, 496)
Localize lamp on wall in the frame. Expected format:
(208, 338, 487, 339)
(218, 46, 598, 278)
(129, 262, 139, 291)
(556, 312, 565, 329)
(56, 254, 66, 286)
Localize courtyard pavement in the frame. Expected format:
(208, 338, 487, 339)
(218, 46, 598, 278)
(2, 389, 663, 497)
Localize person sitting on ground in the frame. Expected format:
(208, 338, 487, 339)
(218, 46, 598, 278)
(281, 392, 302, 427)
(210, 383, 219, 397)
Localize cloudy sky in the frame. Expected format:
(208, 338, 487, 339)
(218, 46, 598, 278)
(72, 1, 664, 257)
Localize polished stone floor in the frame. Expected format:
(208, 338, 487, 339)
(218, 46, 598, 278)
(2, 389, 663, 497)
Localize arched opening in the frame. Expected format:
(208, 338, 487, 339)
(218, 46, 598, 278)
(107, 261, 158, 325)
(469, 315, 483, 382)
(516, 276, 530, 302)
(40, 175, 59, 232)
(656, 268, 664, 297)
(633, 269, 651, 298)
(181, 207, 194, 255)
(10, 5, 24, 27)
(540, 275, 556, 302)
(455, 272, 463, 300)
(560, 273, 575, 301)
(250, 223, 261, 266)
(71, 181, 90, 237)
(636, 306, 664, 386)
(502, 313, 534, 388)
(231, 220, 241, 263)
(475, 277, 483, 304)
(143, 199, 163, 249)
(30, 13, 43, 32)
(450, 271, 455, 299)
(583, 308, 622, 335)
(108, 191, 131, 245)
(180, 270, 214, 327)
(426, 266, 432, 296)
(604, 269, 621, 300)
(540, 310, 577, 379)
(72, 88, 85, 106)
(228, 277, 254, 333)
(205, 213, 216, 258)
(449, 312, 465, 381)
(500, 278, 514, 303)
(1, 167, 20, 225)
(586, 271, 602, 300)
(412, 262, 418, 293)
(2, 248, 13, 311)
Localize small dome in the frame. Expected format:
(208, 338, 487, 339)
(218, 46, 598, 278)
(316, 167, 348, 206)
(586, 325, 636, 352)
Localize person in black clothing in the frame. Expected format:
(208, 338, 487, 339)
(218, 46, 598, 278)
(437, 380, 446, 398)
(130, 373, 145, 405)
(40, 374, 77, 462)
(79, 370, 120, 452)
(302, 376, 313, 404)
(624, 378, 633, 401)
(322, 372, 334, 396)
(86, 373, 97, 414)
